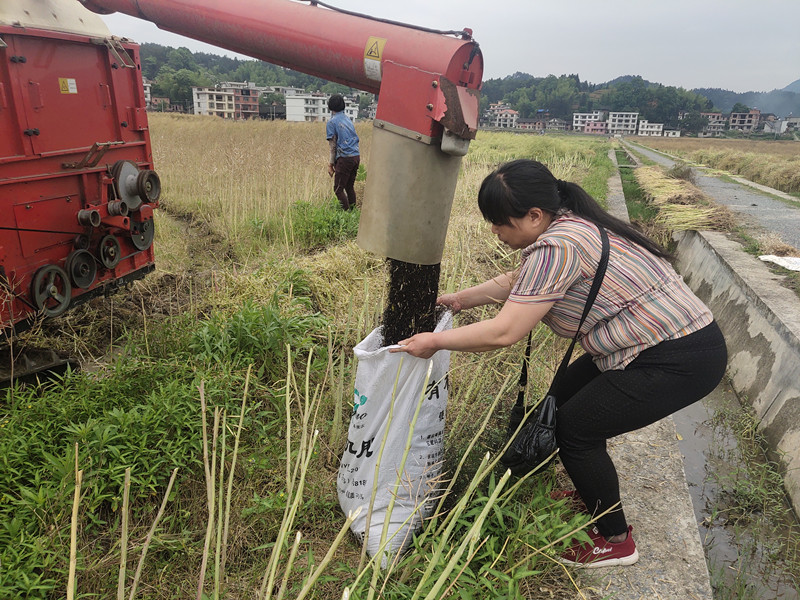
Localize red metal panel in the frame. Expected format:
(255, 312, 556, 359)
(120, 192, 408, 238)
(0, 35, 34, 160)
(14, 35, 120, 154)
(12, 190, 82, 258)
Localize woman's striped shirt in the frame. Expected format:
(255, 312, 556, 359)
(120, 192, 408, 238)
(508, 212, 713, 371)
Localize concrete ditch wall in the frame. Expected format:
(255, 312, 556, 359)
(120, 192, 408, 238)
(674, 230, 800, 516)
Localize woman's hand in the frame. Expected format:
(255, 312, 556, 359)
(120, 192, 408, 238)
(388, 332, 439, 359)
(436, 293, 463, 314)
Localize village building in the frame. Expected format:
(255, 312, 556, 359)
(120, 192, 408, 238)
(699, 112, 727, 137)
(285, 93, 358, 122)
(607, 111, 639, 136)
(483, 102, 520, 128)
(192, 86, 235, 118)
(584, 121, 609, 135)
(637, 120, 664, 136)
(546, 118, 567, 132)
(572, 110, 607, 132)
(728, 108, 761, 132)
(517, 118, 546, 131)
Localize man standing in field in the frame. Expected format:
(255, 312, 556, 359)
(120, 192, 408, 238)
(326, 94, 360, 211)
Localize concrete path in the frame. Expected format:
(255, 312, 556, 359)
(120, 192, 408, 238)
(623, 140, 800, 250)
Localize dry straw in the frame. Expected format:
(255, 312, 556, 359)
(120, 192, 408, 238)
(634, 165, 735, 233)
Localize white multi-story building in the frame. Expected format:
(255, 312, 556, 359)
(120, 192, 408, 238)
(663, 129, 681, 137)
(572, 110, 606, 132)
(285, 94, 358, 122)
(272, 86, 305, 97)
(192, 87, 235, 119)
(637, 120, 664, 136)
(785, 116, 800, 131)
(192, 82, 275, 120)
(546, 118, 567, 131)
(763, 119, 789, 135)
(608, 111, 639, 136)
(484, 102, 519, 128)
(219, 81, 273, 119)
(493, 108, 519, 128)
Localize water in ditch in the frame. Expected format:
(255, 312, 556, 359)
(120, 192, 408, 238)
(674, 382, 800, 599)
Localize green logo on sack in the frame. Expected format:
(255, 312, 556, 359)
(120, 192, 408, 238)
(352, 388, 368, 415)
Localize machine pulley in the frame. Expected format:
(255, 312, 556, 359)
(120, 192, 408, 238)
(31, 265, 72, 317)
(98, 234, 121, 269)
(65, 249, 98, 289)
(130, 218, 154, 251)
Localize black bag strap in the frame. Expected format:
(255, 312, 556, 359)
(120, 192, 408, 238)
(515, 226, 610, 407)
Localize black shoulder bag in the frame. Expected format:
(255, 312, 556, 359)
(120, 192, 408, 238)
(500, 227, 610, 477)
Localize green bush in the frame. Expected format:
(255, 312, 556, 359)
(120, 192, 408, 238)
(190, 299, 328, 380)
(293, 199, 360, 249)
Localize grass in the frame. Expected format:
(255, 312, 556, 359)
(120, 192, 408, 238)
(0, 121, 636, 598)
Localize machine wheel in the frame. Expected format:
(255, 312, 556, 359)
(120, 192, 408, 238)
(31, 265, 72, 318)
(130, 218, 154, 251)
(111, 160, 143, 211)
(136, 169, 161, 203)
(99, 235, 122, 269)
(66, 249, 97, 289)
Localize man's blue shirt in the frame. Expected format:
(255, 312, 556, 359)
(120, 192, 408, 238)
(326, 111, 360, 159)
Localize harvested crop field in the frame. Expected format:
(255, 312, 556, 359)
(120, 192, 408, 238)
(637, 137, 800, 194)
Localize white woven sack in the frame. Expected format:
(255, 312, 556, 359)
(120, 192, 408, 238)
(337, 312, 451, 558)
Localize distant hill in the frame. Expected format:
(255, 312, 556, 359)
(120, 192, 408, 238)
(784, 79, 800, 94)
(591, 76, 799, 117)
(693, 87, 800, 116)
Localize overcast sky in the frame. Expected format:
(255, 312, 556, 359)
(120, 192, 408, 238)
(99, 0, 799, 94)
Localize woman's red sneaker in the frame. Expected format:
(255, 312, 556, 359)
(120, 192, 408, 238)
(559, 525, 639, 568)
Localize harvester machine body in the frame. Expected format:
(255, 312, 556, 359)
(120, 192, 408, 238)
(1, 0, 160, 335)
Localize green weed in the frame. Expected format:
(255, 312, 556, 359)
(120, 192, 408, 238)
(262, 199, 361, 251)
(619, 165, 658, 223)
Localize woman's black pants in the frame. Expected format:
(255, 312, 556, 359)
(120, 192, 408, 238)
(552, 321, 727, 538)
